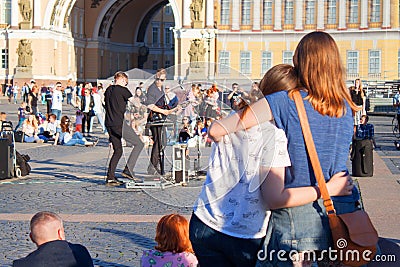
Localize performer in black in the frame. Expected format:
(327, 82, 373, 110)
(104, 71, 144, 185)
(145, 68, 177, 175)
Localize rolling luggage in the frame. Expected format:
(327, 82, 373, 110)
(351, 139, 373, 177)
(0, 138, 13, 179)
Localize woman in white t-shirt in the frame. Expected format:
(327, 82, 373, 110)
(189, 64, 353, 267)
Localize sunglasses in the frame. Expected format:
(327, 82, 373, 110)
(156, 78, 166, 82)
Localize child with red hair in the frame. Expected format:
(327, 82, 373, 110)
(141, 214, 198, 267)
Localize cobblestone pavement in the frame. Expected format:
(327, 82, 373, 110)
(0, 100, 399, 266)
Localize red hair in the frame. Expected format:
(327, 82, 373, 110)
(155, 214, 193, 253)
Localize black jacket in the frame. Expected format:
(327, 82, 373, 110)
(13, 240, 94, 267)
(81, 94, 95, 113)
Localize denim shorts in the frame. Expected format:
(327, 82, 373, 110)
(256, 199, 359, 266)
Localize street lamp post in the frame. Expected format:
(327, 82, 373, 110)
(200, 29, 217, 80)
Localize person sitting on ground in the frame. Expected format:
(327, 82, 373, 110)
(141, 214, 198, 267)
(22, 114, 44, 143)
(56, 116, 96, 146)
(38, 113, 60, 143)
(12, 211, 94, 267)
(355, 115, 378, 148)
(0, 111, 8, 130)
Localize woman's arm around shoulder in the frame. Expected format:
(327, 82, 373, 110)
(208, 97, 272, 142)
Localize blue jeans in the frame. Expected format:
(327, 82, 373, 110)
(15, 118, 25, 131)
(189, 213, 263, 267)
(64, 132, 85, 146)
(51, 109, 62, 120)
(256, 200, 360, 267)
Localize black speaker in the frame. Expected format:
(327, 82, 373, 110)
(0, 138, 13, 179)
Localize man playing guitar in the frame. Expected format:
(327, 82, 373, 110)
(145, 68, 180, 175)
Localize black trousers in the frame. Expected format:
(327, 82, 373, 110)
(106, 124, 144, 179)
(149, 125, 166, 174)
(82, 112, 93, 134)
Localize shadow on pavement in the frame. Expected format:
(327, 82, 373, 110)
(92, 258, 131, 267)
(91, 227, 156, 250)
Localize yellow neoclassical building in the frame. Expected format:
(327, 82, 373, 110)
(0, 0, 399, 88)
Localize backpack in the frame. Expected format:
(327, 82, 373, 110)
(16, 151, 31, 176)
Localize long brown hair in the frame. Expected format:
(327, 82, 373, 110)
(241, 64, 298, 119)
(354, 78, 365, 98)
(292, 31, 358, 117)
(60, 116, 71, 133)
(155, 214, 193, 253)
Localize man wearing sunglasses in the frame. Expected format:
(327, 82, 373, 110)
(145, 68, 176, 175)
(104, 71, 144, 186)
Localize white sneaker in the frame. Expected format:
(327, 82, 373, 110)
(82, 137, 87, 142)
(85, 141, 94, 146)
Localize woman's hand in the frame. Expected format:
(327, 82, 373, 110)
(326, 171, 354, 196)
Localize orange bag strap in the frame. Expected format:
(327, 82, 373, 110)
(292, 91, 336, 215)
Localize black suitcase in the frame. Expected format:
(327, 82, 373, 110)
(0, 138, 13, 179)
(351, 139, 373, 177)
(14, 131, 24, 143)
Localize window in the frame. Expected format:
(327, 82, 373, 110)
(165, 5, 172, 15)
(327, 0, 337, 24)
(152, 26, 159, 45)
(371, 0, 381, 22)
(349, 0, 359, 23)
(305, 1, 315, 24)
(164, 25, 172, 46)
(165, 60, 171, 68)
(283, 51, 293, 65)
(263, 0, 273, 25)
(152, 60, 158, 70)
(241, 0, 251, 25)
(221, 0, 230, 25)
(369, 50, 381, 74)
(126, 54, 130, 69)
(80, 48, 84, 75)
(219, 51, 230, 74)
(240, 51, 251, 74)
(1, 49, 8, 69)
(284, 0, 294, 25)
(347, 51, 359, 74)
(1, 0, 11, 25)
(261, 51, 272, 74)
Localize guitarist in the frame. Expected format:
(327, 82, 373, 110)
(145, 68, 179, 175)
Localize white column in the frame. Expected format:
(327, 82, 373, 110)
(360, 0, 368, 29)
(11, 0, 19, 28)
(183, 0, 191, 27)
(295, 0, 303, 30)
(274, 0, 282, 30)
(33, 0, 42, 28)
(206, 0, 214, 27)
(317, 0, 324, 29)
(231, 0, 240, 30)
(338, 0, 346, 29)
(382, 0, 391, 28)
(253, 0, 261, 31)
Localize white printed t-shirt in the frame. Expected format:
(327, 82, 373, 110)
(193, 121, 290, 239)
(51, 90, 63, 110)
